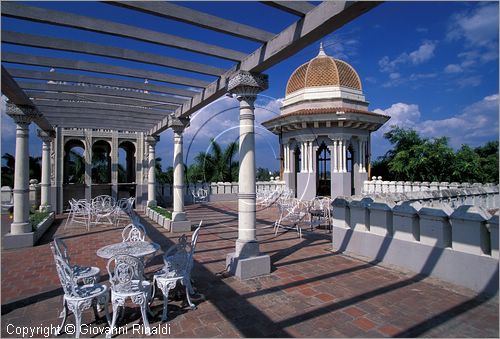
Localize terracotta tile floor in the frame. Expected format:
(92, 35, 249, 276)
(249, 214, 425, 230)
(1, 201, 498, 338)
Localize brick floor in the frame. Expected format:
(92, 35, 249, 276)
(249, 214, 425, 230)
(1, 201, 498, 338)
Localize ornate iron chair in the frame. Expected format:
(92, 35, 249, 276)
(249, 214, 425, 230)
(65, 199, 91, 231)
(153, 222, 202, 321)
(53, 237, 100, 284)
(91, 195, 117, 225)
(106, 254, 152, 337)
(274, 198, 308, 238)
(115, 197, 135, 226)
(122, 223, 146, 242)
(51, 244, 110, 339)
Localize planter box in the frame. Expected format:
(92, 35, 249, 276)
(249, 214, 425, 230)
(2, 212, 55, 250)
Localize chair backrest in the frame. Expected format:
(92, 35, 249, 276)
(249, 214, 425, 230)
(50, 243, 78, 297)
(53, 237, 70, 263)
(92, 195, 115, 211)
(122, 223, 146, 242)
(187, 221, 202, 272)
(107, 254, 144, 293)
(162, 238, 189, 277)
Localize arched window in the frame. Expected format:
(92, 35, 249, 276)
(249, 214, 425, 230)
(64, 140, 85, 184)
(118, 141, 136, 183)
(92, 140, 111, 184)
(316, 143, 331, 196)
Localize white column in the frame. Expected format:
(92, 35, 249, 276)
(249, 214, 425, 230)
(38, 130, 53, 211)
(283, 144, 288, 173)
(111, 131, 118, 199)
(342, 139, 347, 173)
(362, 140, 366, 172)
(358, 139, 363, 173)
(227, 70, 268, 260)
(333, 140, 338, 173)
(172, 120, 188, 222)
(145, 135, 159, 207)
(7, 104, 34, 234)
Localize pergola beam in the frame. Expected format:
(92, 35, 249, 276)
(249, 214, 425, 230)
(2, 31, 226, 77)
(18, 81, 188, 106)
(7, 68, 199, 98)
(109, 1, 275, 43)
(34, 100, 172, 118)
(44, 118, 151, 131)
(41, 110, 158, 126)
(151, 1, 382, 134)
(1, 66, 54, 133)
(262, 1, 316, 16)
(1, 2, 247, 62)
(29, 92, 178, 111)
(3, 52, 210, 88)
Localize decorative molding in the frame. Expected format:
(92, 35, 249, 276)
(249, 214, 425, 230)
(227, 71, 268, 102)
(145, 135, 160, 146)
(37, 129, 54, 143)
(170, 117, 190, 133)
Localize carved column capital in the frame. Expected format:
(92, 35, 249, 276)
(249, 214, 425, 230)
(145, 135, 160, 147)
(227, 71, 268, 102)
(37, 129, 55, 143)
(170, 117, 190, 134)
(7, 103, 42, 127)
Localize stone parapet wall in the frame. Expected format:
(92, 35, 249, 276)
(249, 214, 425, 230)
(331, 196, 499, 295)
(362, 178, 499, 209)
(156, 181, 286, 204)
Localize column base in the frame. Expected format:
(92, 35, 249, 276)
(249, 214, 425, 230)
(10, 222, 31, 234)
(170, 220, 191, 233)
(226, 252, 271, 280)
(172, 211, 186, 222)
(2, 232, 35, 250)
(146, 200, 157, 208)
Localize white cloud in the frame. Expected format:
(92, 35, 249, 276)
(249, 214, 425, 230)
(322, 36, 360, 60)
(378, 41, 438, 73)
(372, 94, 499, 153)
(389, 72, 400, 80)
(408, 41, 437, 64)
(457, 75, 482, 88)
(444, 64, 463, 73)
(447, 3, 499, 47)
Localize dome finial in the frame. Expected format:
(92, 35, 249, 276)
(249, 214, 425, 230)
(318, 42, 326, 57)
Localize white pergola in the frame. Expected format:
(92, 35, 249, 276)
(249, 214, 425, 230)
(1, 1, 381, 278)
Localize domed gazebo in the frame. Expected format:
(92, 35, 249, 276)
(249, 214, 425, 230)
(262, 44, 390, 199)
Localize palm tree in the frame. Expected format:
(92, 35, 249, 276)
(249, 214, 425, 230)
(193, 139, 239, 183)
(67, 150, 85, 184)
(1, 153, 42, 186)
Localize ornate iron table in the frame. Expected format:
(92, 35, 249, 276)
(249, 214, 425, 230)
(96, 241, 160, 260)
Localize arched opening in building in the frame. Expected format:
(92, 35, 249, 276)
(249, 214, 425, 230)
(294, 145, 301, 198)
(92, 140, 112, 197)
(63, 139, 85, 206)
(118, 141, 136, 200)
(316, 142, 331, 196)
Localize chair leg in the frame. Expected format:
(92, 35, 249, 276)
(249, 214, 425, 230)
(74, 307, 82, 339)
(57, 300, 68, 335)
(161, 289, 169, 322)
(184, 281, 196, 310)
(139, 296, 151, 336)
(107, 303, 119, 339)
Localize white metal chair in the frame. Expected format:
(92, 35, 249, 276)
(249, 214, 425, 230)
(115, 197, 135, 226)
(91, 195, 117, 225)
(274, 199, 308, 238)
(191, 188, 208, 203)
(51, 244, 110, 339)
(309, 197, 332, 232)
(53, 237, 100, 284)
(153, 221, 202, 321)
(65, 199, 91, 230)
(122, 223, 146, 242)
(106, 254, 152, 337)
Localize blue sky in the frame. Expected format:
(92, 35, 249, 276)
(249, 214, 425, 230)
(1, 1, 498, 173)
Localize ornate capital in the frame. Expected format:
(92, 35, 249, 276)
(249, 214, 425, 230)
(170, 117, 190, 133)
(7, 103, 42, 126)
(227, 71, 268, 101)
(145, 135, 160, 147)
(37, 129, 55, 143)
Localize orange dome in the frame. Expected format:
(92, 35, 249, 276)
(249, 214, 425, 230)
(285, 45, 362, 96)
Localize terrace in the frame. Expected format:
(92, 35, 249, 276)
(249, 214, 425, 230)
(1, 202, 498, 338)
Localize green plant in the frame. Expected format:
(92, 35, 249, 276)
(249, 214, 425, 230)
(29, 211, 50, 232)
(151, 206, 172, 220)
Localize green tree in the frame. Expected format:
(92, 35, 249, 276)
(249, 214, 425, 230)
(371, 126, 498, 183)
(1, 153, 43, 186)
(192, 139, 239, 182)
(67, 149, 85, 184)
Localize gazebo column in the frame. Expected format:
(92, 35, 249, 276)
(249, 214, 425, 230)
(170, 118, 191, 233)
(297, 139, 315, 200)
(145, 135, 159, 208)
(7, 104, 35, 235)
(226, 70, 270, 280)
(38, 130, 54, 212)
(330, 136, 351, 198)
